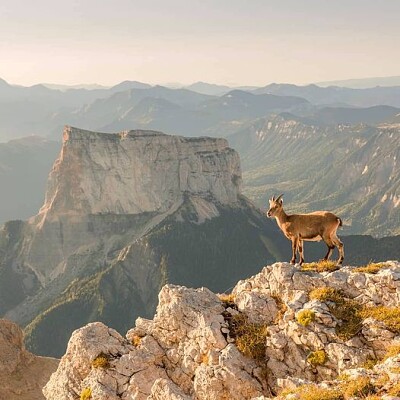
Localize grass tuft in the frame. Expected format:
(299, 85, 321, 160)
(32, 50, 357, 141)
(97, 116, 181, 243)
(91, 352, 110, 369)
(307, 350, 327, 366)
(302, 260, 339, 273)
(389, 382, 400, 396)
(218, 293, 235, 306)
(229, 313, 268, 361)
(131, 334, 142, 347)
(353, 262, 388, 274)
(360, 306, 400, 333)
(309, 287, 362, 340)
(341, 376, 375, 398)
(383, 344, 400, 360)
(296, 309, 316, 326)
(80, 387, 92, 400)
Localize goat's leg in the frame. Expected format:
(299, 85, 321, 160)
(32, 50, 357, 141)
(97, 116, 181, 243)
(323, 243, 335, 261)
(290, 237, 299, 264)
(332, 235, 344, 265)
(298, 240, 304, 265)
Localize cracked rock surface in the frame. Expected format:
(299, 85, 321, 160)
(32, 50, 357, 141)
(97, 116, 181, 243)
(44, 261, 400, 399)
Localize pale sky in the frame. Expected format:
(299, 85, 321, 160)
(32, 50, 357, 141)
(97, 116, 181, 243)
(1, 0, 399, 87)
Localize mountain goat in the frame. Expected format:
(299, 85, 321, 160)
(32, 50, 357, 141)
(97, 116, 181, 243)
(267, 194, 344, 266)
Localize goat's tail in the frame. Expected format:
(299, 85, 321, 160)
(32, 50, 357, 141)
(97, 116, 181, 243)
(338, 217, 343, 227)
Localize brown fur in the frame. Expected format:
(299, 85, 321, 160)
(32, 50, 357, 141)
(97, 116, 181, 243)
(267, 194, 344, 266)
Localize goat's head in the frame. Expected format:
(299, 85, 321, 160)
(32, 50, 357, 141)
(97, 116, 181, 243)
(267, 194, 284, 217)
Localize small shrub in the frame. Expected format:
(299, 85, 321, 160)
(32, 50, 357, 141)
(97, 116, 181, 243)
(302, 260, 339, 273)
(297, 309, 316, 326)
(307, 350, 327, 366)
(354, 262, 387, 274)
(80, 387, 92, 400)
(91, 352, 110, 369)
(360, 306, 400, 333)
(131, 335, 142, 347)
(218, 293, 235, 305)
(201, 353, 209, 365)
(365, 396, 381, 400)
(341, 376, 375, 399)
(230, 313, 268, 361)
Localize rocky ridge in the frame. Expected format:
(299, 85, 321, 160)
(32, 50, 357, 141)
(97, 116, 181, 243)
(44, 260, 400, 399)
(0, 319, 58, 400)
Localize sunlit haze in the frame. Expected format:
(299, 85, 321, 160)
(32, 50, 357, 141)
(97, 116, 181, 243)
(1, 0, 400, 86)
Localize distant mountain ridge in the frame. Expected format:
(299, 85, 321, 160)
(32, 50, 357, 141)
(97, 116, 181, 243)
(229, 114, 400, 236)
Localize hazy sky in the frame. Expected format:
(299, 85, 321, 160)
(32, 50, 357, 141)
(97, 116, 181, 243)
(1, 0, 399, 86)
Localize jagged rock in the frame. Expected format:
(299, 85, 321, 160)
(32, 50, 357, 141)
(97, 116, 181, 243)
(0, 319, 58, 400)
(44, 260, 400, 399)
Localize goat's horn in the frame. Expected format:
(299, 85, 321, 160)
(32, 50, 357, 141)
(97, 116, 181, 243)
(275, 194, 284, 202)
(271, 194, 276, 201)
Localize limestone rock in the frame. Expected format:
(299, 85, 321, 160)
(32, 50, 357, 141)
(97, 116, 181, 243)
(44, 261, 400, 399)
(0, 319, 58, 400)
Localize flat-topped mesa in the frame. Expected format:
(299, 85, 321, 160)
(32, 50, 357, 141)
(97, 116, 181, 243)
(39, 126, 242, 220)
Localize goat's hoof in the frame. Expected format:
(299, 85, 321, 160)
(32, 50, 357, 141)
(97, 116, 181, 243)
(290, 261, 296, 265)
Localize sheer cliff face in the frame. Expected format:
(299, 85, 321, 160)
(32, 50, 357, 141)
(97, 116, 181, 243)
(38, 126, 241, 220)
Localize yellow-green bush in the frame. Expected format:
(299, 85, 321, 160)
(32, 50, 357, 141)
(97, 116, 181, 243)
(80, 387, 92, 400)
(296, 309, 316, 326)
(230, 313, 268, 361)
(91, 353, 110, 369)
(307, 350, 327, 366)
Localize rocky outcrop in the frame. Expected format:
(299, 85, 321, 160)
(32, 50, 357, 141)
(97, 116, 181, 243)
(0, 319, 58, 400)
(44, 260, 400, 399)
(0, 126, 286, 357)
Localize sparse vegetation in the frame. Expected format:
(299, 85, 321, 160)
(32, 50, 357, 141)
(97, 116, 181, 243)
(309, 287, 362, 340)
(229, 313, 268, 361)
(383, 343, 400, 360)
(309, 287, 343, 303)
(362, 356, 377, 369)
(218, 293, 235, 305)
(131, 334, 142, 347)
(389, 382, 400, 396)
(80, 387, 92, 400)
(360, 306, 400, 333)
(91, 352, 110, 369)
(307, 350, 327, 366)
(302, 260, 339, 273)
(353, 262, 387, 274)
(280, 384, 343, 400)
(341, 376, 375, 398)
(296, 309, 316, 326)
